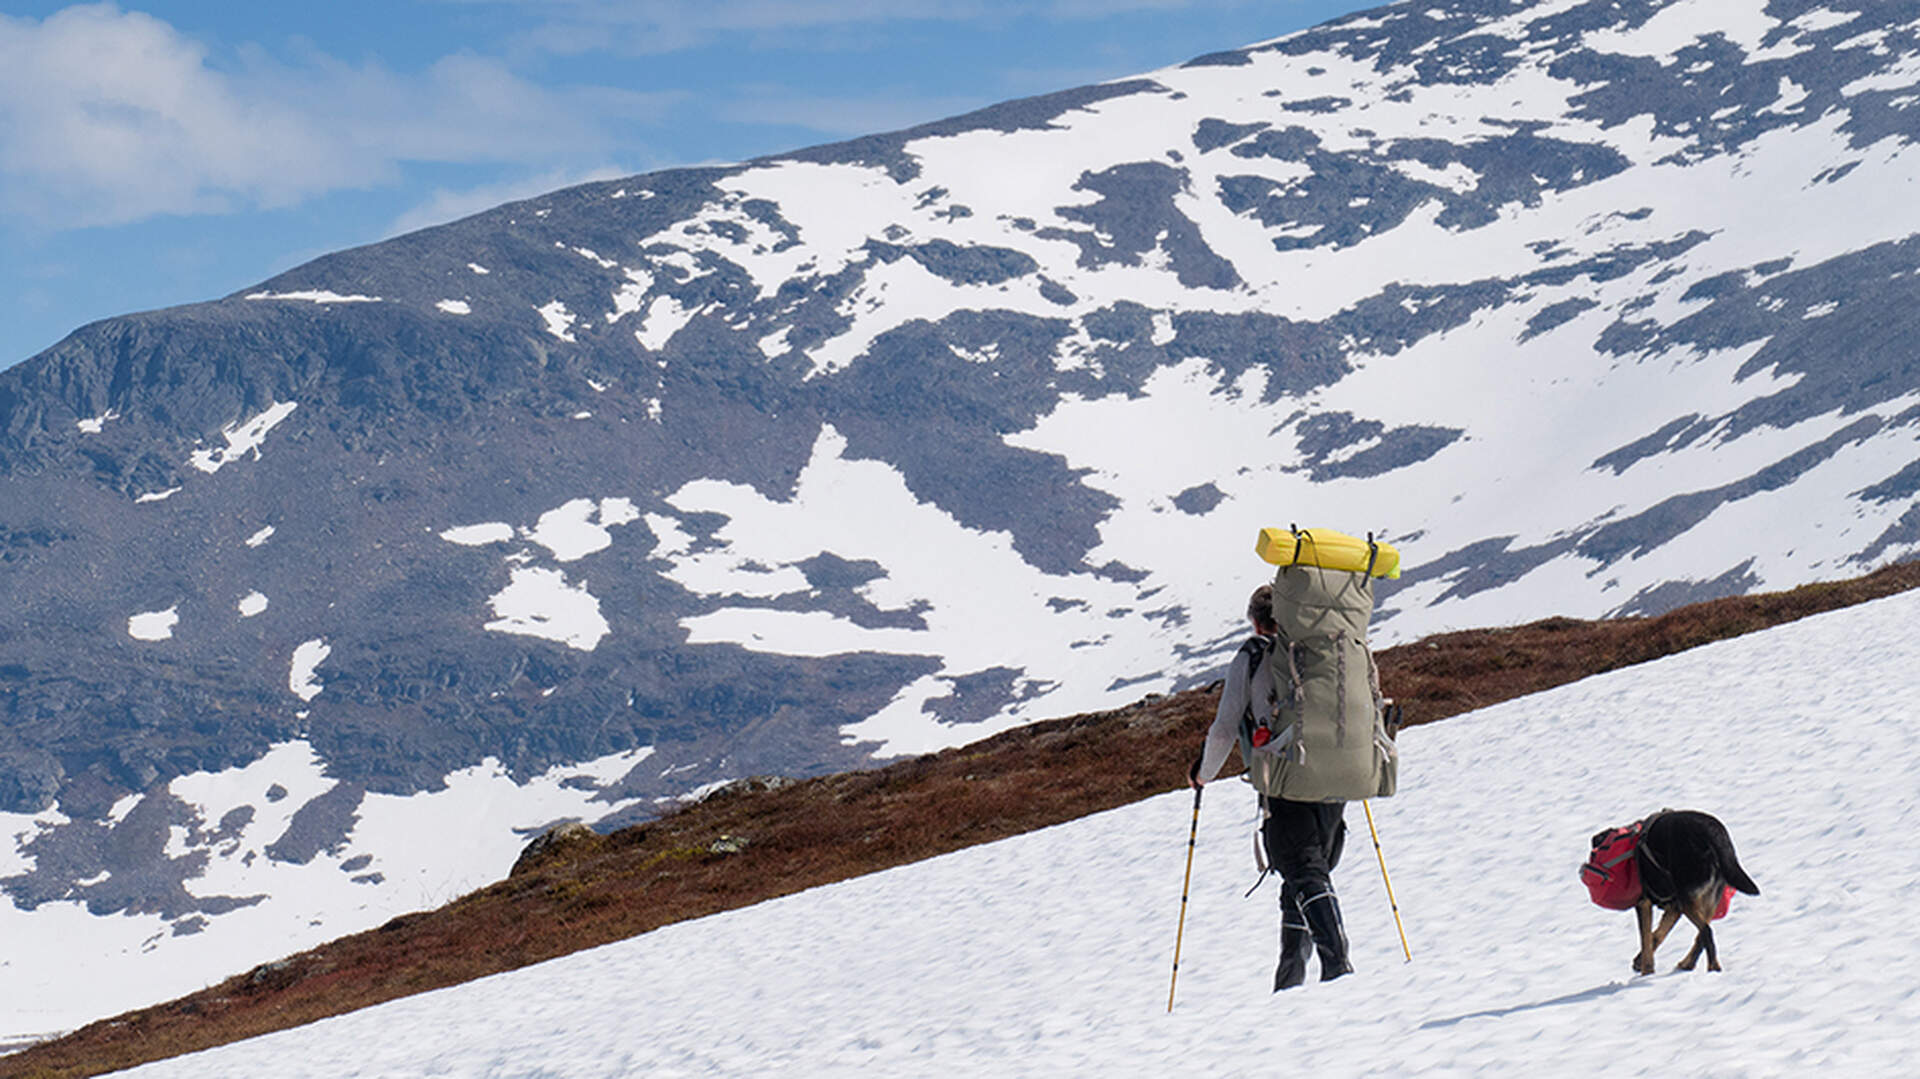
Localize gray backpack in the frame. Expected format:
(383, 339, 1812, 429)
(1238, 563, 1398, 802)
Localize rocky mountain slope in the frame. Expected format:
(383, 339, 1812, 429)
(6, 0, 1920, 1042)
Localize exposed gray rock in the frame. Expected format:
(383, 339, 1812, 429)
(509, 821, 601, 877)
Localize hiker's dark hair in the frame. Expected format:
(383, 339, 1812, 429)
(1247, 584, 1275, 630)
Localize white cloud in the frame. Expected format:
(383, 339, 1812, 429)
(0, 4, 674, 229)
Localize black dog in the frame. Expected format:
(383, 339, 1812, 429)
(1626, 810, 1760, 974)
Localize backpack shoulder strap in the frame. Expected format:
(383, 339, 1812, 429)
(1237, 634, 1271, 676)
(1239, 635, 1279, 705)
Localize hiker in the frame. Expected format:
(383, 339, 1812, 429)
(1190, 583, 1354, 989)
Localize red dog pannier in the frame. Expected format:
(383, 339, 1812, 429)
(1580, 820, 1645, 910)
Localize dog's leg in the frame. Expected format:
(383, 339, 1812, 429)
(1675, 895, 1722, 972)
(1648, 909, 1681, 951)
(1676, 918, 1715, 971)
(1633, 900, 1657, 974)
(1640, 907, 1682, 974)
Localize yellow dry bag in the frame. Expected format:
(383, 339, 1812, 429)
(1255, 526, 1401, 579)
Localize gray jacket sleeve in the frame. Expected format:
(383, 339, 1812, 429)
(1196, 644, 1253, 784)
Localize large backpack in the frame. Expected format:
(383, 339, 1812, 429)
(1238, 557, 1398, 802)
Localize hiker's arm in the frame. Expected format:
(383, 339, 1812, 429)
(1194, 649, 1248, 786)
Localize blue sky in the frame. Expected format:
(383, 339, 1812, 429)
(0, 1, 1367, 370)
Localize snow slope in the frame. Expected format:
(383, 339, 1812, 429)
(116, 587, 1920, 1076)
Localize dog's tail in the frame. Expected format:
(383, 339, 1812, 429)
(1712, 825, 1760, 896)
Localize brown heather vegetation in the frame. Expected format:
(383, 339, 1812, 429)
(8, 559, 1920, 1078)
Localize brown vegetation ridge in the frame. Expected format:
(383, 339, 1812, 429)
(9, 560, 1920, 1078)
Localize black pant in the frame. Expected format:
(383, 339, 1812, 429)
(1261, 797, 1346, 896)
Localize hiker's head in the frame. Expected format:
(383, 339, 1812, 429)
(1246, 584, 1276, 635)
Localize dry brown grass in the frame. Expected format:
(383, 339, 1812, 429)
(8, 559, 1918, 1078)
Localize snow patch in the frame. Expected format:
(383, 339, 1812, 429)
(440, 522, 515, 546)
(1761, 77, 1811, 115)
(435, 299, 472, 315)
(635, 296, 696, 351)
(758, 325, 793, 358)
(244, 290, 380, 304)
(245, 526, 275, 548)
(608, 269, 653, 323)
(237, 592, 269, 618)
(127, 606, 179, 641)
(76, 409, 119, 434)
(289, 639, 330, 702)
(189, 402, 298, 475)
(524, 498, 641, 562)
(483, 567, 610, 651)
(1842, 50, 1920, 96)
(537, 301, 578, 342)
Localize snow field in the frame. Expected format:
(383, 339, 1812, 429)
(122, 587, 1920, 1077)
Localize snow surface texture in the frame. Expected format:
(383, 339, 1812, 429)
(116, 587, 1920, 1077)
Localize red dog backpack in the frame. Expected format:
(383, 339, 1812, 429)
(1580, 820, 1645, 910)
(1581, 817, 1739, 916)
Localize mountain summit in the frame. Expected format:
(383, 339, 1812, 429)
(5, 0, 1920, 1040)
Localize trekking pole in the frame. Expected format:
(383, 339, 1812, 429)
(1362, 799, 1412, 962)
(1167, 785, 1203, 1013)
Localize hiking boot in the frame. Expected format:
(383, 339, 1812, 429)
(1302, 889, 1354, 981)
